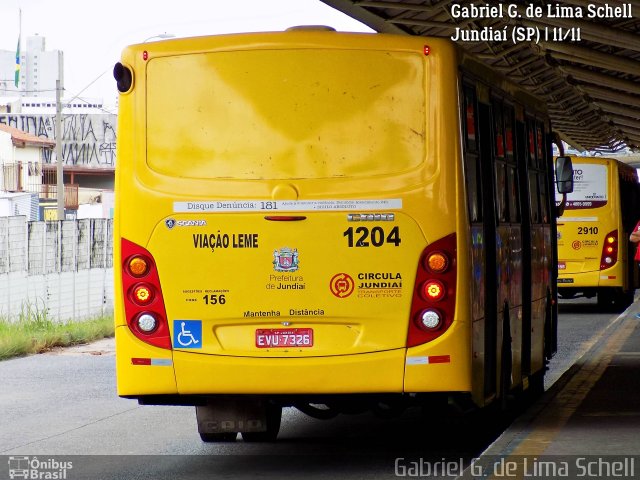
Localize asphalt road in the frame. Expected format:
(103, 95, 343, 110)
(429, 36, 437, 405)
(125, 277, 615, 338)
(0, 298, 619, 479)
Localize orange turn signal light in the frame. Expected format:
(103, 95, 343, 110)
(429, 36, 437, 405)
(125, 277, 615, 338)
(425, 252, 449, 273)
(128, 256, 149, 277)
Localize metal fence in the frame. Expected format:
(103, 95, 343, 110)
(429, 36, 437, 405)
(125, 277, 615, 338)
(0, 216, 113, 322)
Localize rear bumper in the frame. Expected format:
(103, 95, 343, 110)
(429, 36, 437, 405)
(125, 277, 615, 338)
(116, 326, 178, 396)
(116, 324, 472, 396)
(173, 348, 405, 394)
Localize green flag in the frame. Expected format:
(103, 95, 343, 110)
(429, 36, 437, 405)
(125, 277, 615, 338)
(14, 36, 20, 88)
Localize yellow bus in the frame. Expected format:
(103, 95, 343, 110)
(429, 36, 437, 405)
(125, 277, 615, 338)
(113, 29, 571, 442)
(556, 156, 640, 311)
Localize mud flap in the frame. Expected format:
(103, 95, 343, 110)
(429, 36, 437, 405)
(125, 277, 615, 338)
(196, 397, 268, 434)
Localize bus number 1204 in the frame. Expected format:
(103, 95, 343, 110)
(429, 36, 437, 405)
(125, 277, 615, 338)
(343, 226, 401, 248)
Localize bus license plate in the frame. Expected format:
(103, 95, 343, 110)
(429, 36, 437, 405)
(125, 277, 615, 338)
(255, 328, 313, 348)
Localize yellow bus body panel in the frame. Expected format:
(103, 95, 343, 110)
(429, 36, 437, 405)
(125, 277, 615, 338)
(114, 32, 471, 396)
(404, 317, 472, 392)
(173, 349, 406, 394)
(115, 326, 177, 396)
(148, 213, 424, 357)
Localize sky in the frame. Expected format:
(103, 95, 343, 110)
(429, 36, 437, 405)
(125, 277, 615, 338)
(0, 0, 372, 107)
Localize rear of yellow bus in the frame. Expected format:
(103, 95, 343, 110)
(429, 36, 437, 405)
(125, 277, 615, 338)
(114, 31, 471, 440)
(557, 157, 633, 310)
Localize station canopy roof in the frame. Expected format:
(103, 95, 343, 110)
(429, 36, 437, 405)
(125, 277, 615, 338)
(321, 0, 640, 153)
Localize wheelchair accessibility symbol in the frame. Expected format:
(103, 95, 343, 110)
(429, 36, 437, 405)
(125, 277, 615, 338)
(173, 320, 202, 349)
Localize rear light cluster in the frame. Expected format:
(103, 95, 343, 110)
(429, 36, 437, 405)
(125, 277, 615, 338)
(407, 233, 457, 348)
(600, 230, 618, 270)
(121, 238, 171, 349)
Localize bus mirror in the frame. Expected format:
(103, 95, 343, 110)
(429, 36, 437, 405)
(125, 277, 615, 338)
(555, 156, 574, 194)
(114, 62, 133, 93)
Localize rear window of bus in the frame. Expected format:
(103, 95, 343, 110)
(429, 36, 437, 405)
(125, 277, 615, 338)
(146, 49, 426, 180)
(562, 163, 608, 210)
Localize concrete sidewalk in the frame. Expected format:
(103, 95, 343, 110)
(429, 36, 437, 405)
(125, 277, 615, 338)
(464, 307, 640, 479)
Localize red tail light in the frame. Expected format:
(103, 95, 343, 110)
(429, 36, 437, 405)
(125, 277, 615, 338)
(407, 233, 457, 347)
(131, 284, 155, 305)
(421, 280, 446, 302)
(599, 230, 618, 270)
(121, 238, 171, 349)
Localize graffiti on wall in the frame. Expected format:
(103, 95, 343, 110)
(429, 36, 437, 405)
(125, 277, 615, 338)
(0, 114, 117, 167)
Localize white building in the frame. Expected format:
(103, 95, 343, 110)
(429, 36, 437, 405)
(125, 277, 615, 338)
(1, 35, 109, 114)
(24, 35, 62, 97)
(14, 96, 106, 114)
(0, 50, 18, 95)
(0, 35, 62, 97)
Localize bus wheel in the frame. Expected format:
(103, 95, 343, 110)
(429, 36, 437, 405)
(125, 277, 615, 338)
(199, 432, 238, 442)
(613, 288, 634, 312)
(528, 369, 545, 397)
(241, 404, 282, 442)
(597, 289, 614, 311)
(558, 290, 576, 299)
(499, 305, 513, 411)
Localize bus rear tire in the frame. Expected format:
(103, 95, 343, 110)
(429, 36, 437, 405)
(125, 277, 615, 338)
(597, 289, 614, 311)
(613, 288, 634, 312)
(527, 369, 545, 401)
(558, 289, 577, 300)
(598, 288, 634, 312)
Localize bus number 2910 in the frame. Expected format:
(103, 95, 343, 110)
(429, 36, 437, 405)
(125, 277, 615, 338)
(577, 226, 598, 235)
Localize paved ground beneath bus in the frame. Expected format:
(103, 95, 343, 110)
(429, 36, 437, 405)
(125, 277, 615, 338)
(474, 306, 640, 478)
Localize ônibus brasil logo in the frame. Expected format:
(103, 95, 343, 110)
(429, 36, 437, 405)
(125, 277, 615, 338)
(8, 456, 73, 479)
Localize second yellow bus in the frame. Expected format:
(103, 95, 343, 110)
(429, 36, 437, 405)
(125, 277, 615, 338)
(557, 156, 640, 311)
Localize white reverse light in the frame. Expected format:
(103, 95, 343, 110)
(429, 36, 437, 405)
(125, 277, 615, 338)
(137, 314, 157, 333)
(419, 310, 441, 330)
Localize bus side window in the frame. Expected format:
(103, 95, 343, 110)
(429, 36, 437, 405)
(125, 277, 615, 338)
(496, 163, 509, 223)
(529, 174, 541, 223)
(493, 100, 509, 223)
(466, 156, 481, 222)
(527, 119, 537, 167)
(536, 124, 545, 170)
(465, 86, 478, 153)
(508, 166, 520, 223)
(537, 123, 550, 223)
(494, 102, 505, 159)
(463, 85, 482, 222)
(526, 119, 541, 223)
(504, 106, 515, 160)
(538, 173, 549, 223)
(504, 106, 520, 223)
